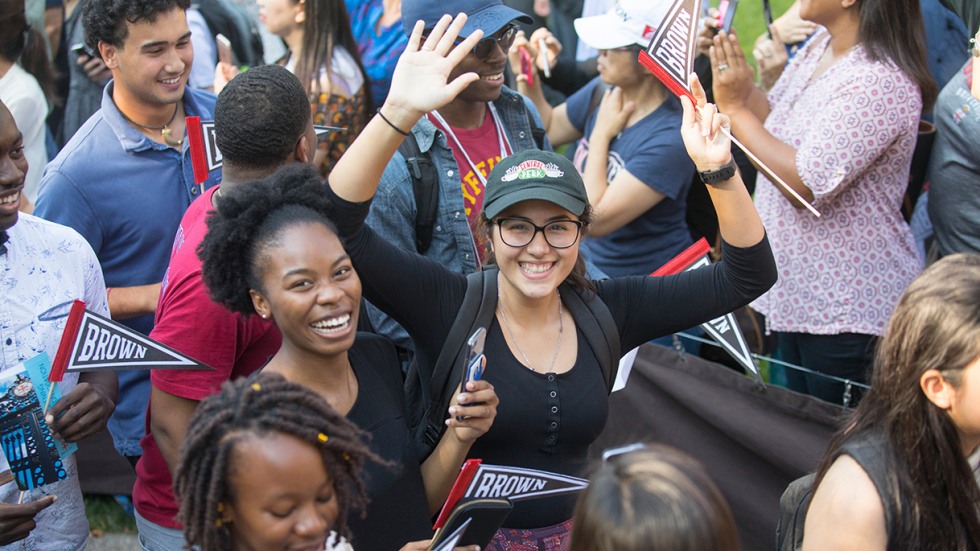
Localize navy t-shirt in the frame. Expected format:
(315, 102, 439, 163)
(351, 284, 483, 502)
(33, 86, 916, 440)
(566, 77, 695, 276)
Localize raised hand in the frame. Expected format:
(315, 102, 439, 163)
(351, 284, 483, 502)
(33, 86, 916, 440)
(507, 28, 560, 86)
(753, 25, 789, 92)
(679, 73, 732, 172)
(709, 30, 755, 113)
(384, 13, 484, 124)
(696, 6, 722, 56)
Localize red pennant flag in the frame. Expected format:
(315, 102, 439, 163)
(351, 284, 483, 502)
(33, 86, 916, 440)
(186, 116, 209, 186)
(649, 239, 761, 381)
(433, 459, 482, 529)
(651, 238, 711, 276)
(49, 300, 86, 382)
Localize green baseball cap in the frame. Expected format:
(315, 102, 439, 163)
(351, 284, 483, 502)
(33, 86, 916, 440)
(483, 149, 589, 219)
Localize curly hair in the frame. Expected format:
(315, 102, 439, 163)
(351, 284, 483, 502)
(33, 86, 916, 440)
(215, 64, 311, 171)
(570, 444, 739, 551)
(174, 373, 377, 551)
(198, 163, 337, 315)
(82, 0, 190, 52)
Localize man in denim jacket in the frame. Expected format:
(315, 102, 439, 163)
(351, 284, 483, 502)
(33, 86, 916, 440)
(365, 0, 553, 351)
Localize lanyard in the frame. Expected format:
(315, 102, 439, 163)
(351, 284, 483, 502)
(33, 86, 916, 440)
(429, 103, 513, 185)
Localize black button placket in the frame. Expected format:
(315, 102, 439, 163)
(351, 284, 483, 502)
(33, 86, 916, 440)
(542, 373, 560, 451)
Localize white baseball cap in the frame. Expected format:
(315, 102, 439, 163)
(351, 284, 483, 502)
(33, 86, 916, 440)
(573, 0, 671, 50)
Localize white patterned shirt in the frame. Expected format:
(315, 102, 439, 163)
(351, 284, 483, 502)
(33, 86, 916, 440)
(0, 213, 109, 551)
(751, 28, 922, 336)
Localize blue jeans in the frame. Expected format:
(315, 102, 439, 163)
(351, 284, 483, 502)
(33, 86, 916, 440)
(778, 332, 876, 407)
(135, 510, 187, 551)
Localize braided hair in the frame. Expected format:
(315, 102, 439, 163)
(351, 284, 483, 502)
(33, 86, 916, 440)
(174, 373, 377, 551)
(197, 163, 335, 315)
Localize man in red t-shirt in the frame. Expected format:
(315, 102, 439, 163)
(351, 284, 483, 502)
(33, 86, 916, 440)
(132, 65, 318, 546)
(362, 0, 553, 353)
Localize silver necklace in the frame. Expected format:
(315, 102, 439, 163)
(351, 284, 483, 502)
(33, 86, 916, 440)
(498, 289, 563, 373)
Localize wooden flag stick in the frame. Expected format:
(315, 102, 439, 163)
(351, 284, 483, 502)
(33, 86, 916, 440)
(722, 125, 821, 218)
(18, 491, 25, 504)
(694, 106, 821, 218)
(42, 383, 56, 414)
(638, 50, 821, 217)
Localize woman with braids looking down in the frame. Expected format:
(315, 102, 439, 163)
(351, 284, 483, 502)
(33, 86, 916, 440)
(174, 374, 375, 551)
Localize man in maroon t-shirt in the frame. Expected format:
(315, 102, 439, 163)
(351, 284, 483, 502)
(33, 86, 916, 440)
(363, 0, 553, 352)
(132, 65, 318, 546)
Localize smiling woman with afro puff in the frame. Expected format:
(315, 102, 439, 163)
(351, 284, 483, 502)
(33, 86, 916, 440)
(196, 164, 497, 550)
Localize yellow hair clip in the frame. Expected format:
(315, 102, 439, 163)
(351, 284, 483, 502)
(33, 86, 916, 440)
(317, 433, 329, 443)
(343, 452, 351, 462)
(250, 383, 261, 391)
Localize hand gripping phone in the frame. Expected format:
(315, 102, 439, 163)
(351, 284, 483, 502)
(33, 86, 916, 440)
(519, 46, 535, 87)
(215, 34, 234, 66)
(70, 42, 96, 59)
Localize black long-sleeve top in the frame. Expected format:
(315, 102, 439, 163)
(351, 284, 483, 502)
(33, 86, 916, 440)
(325, 183, 777, 528)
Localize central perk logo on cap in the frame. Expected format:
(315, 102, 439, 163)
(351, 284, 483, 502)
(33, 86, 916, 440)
(501, 160, 565, 181)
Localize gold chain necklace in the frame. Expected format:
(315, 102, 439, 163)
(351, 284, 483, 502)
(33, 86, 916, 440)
(498, 289, 563, 373)
(115, 101, 183, 147)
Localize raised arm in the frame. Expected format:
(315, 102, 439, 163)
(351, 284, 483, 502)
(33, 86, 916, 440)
(328, 13, 483, 203)
(680, 74, 765, 247)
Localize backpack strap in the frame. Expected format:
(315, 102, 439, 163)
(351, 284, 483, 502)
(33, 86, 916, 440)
(417, 268, 498, 453)
(560, 284, 621, 394)
(399, 133, 440, 254)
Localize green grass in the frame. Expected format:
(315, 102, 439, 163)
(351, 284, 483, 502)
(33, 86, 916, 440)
(84, 495, 137, 534)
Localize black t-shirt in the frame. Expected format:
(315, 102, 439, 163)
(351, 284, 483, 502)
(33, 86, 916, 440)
(327, 184, 777, 527)
(345, 334, 433, 549)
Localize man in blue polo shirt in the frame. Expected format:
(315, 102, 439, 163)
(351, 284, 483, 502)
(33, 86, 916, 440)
(34, 0, 221, 468)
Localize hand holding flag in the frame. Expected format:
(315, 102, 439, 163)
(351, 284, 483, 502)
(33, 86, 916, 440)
(678, 74, 731, 170)
(637, 0, 819, 216)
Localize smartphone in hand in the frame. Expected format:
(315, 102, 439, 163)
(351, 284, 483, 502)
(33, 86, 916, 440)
(456, 327, 486, 421)
(762, 0, 773, 38)
(718, 0, 739, 32)
(70, 42, 96, 59)
(519, 46, 535, 87)
(216, 33, 234, 66)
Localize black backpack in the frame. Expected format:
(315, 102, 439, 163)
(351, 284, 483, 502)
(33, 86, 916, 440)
(408, 267, 621, 458)
(400, 101, 548, 254)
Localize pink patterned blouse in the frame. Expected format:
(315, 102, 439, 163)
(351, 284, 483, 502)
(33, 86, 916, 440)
(751, 28, 922, 336)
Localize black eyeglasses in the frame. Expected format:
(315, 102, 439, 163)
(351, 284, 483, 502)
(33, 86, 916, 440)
(496, 217, 583, 249)
(469, 26, 519, 60)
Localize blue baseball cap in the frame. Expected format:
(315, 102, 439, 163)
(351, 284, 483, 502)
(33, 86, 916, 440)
(401, 0, 532, 39)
